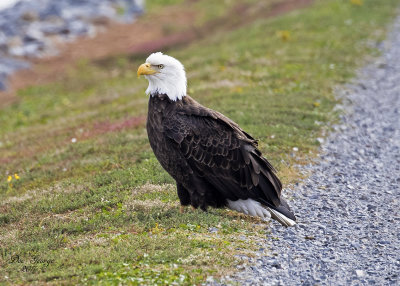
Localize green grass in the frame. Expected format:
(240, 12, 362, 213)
(1, 0, 399, 284)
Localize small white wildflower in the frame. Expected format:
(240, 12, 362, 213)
(71, 138, 77, 143)
(292, 147, 299, 152)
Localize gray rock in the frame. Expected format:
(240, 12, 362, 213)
(208, 227, 219, 233)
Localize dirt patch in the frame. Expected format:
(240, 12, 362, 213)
(0, 0, 313, 108)
(80, 115, 146, 140)
(264, 0, 312, 18)
(131, 183, 175, 196)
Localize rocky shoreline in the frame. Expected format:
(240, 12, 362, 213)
(0, 0, 143, 90)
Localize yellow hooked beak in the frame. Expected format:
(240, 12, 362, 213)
(137, 63, 158, 77)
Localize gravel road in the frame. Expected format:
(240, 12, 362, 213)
(226, 16, 400, 286)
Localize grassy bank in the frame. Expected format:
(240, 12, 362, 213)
(1, 0, 399, 284)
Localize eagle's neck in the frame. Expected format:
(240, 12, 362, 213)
(145, 72, 187, 102)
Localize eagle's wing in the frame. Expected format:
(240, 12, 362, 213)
(162, 99, 282, 208)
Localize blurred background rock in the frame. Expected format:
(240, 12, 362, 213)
(0, 0, 144, 90)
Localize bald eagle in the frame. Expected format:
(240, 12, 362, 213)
(137, 52, 296, 227)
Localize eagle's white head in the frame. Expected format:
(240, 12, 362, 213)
(137, 52, 187, 101)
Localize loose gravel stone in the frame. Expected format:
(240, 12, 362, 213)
(219, 15, 400, 286)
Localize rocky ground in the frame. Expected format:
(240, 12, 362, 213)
(225, 15, 400, 286)
(0, 0, 143, 90)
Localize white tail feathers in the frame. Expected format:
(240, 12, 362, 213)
(226, 199, 296, 227)
(227, 199, 271, 221)
(267, 207, 297, 227)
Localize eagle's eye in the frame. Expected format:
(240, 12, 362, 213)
(158, 64, 164, 69)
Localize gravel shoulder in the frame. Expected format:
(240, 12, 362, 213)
(229, 14, 400, 286)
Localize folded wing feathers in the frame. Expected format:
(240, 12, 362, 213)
(254, 154, 282, 193)
(249, 155, 261, 174)
(250, 169, 260, 187)
(167, 100, 295, 226)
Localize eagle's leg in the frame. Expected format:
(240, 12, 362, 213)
(177, 183, 190, 213)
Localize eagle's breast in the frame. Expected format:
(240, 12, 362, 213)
(146, 94, 190, 183)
